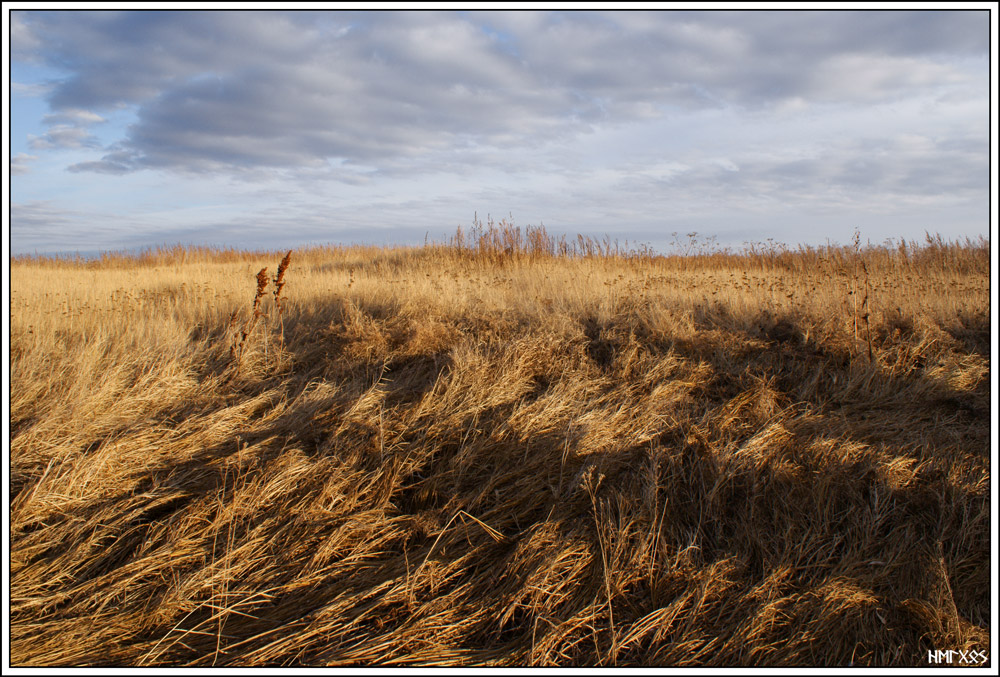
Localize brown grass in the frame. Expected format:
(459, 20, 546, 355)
(272, 250, 292, 350)
(8, 225, 991, 667)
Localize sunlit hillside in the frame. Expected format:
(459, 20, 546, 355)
(9, 225, 991, 667)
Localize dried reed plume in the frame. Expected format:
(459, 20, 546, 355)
(273, 251, 292, 348)
(230, 267, 269, 372)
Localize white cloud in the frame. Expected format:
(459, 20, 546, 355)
(11, 153, 38, 175)
(812, 53, 970, 102)
(12, 80, 53, 97)
(42, 109, 106, 126)
(29, 126, 99, 150)
(713, 158, 740, 173)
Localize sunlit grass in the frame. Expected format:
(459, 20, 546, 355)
(9, 224, 990, 667)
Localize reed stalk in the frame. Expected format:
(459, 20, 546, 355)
(272, 251, 292, 349)
(230, 267, 269, 375)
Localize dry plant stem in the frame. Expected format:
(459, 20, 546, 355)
(862, 259, 873, 362)
(852, 230, 861, 345)
(273, 251, 292, 350)
(231, 267, 269, 374)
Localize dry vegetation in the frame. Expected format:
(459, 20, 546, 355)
(8, 222, 991, 667)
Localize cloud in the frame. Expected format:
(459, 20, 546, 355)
(478, 10, 985, 108)
(11, 153, 38, 175)
(9, 10, 989, 255)
(10, 11, 44, 60)
(808, 53, 968, 102)
(28, 125, 100, 150)
(67, 150, 136, 174)
(12, 80, 53, 97)
(11, 10, 987, 177)
(42, 109, 106, 126)
(25, 108, 106, 151)
(9, 201, 132, 253)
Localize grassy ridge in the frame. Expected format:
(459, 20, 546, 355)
(9, 227, 990, 666)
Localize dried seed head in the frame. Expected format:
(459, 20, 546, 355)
(273, 251, 291, 309)
(255, 268, 269, 299)
(275, 251, 291, 286)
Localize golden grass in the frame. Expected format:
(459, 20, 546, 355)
(9, 226, 991, 667)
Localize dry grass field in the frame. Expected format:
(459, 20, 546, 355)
(8, 223, 992, 667)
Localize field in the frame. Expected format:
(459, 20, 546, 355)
(8, 224, 992, 667)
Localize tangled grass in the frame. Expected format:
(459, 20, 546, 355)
(8, 227, 991, 667)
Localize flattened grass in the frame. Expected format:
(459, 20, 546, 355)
(9, 232, 990, 666)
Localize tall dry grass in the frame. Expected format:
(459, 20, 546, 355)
(8, 225, 991, 667)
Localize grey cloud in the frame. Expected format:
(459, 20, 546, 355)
(762, 138, 984, 202)
(28, 125, 100, 150)
(67, 151, 137, 174)
(11, 201, 79, 231)
(12, 10, 987, 177)
(10, 201, 135, 253)
(560, 125, 987, 227)
(477, 10, 985, 108)
(10, 11, 43, 60)
(27, 107, 105, 151)
(11, 153, 38, 175)
(12, 81, 53, 97)
(714, 10, 988, 60)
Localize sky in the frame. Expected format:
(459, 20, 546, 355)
(6, 7, 994, 256)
